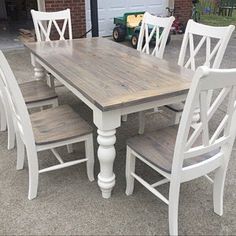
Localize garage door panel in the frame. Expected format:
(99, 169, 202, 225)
(86, 0, 168, 36)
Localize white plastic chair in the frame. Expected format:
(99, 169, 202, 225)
(123, 12, 174, 124)
(165, 20, 235, 125)
(0, 51, 94, 200)
(126, 66, 236, 235)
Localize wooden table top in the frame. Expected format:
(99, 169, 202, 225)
(25, 38, 193, 111)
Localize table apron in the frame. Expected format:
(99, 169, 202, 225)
(34, 56, 187, 130)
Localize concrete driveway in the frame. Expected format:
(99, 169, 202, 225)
(0, 33, 236, 235)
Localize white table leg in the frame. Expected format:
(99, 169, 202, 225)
(32, 56, 46, 81)
(97, 129, 116, 198)
(93, 110, 121, 198)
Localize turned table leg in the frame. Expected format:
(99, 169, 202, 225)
(34, 64, 46, 81)
(97, 129, 116, 198)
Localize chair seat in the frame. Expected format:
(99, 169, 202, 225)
(165, 103, 184, 112)
(31, 105, 93, 145)
(127, 125, 217, 173)
(20, 80, 57, 104)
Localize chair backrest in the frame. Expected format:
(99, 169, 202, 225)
(173, 66, 236, 177)
(31, 9, 73, 42)
(0, 51, 36, 151)
(178, 20, 235, 71)
(137, 12, 175, 58)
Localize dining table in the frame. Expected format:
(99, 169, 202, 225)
(25, 37, 193, 199)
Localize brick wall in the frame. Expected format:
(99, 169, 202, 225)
(174, 0, 192, 24)
(45, 0, 86, 38)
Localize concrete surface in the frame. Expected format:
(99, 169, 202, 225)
(0, 33, 236, 235)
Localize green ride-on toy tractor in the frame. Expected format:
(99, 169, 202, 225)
(113, 12, 171, 49)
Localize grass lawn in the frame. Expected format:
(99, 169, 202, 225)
(200, 12, 236, 26)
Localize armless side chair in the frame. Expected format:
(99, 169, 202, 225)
(31, 9, 73, 88)
(0, 53, 58, 150)
(166, 20, 235, 126)
(0, 51, 94, 200)
(126, 66, 236, 235)
(122, 12, 175, 123)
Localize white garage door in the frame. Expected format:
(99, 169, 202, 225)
(85, 0, 168, 36)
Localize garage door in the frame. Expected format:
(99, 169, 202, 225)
(85, 0, 168, 36)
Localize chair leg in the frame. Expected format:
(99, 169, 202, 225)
(7, 119, 15, 150)
(125, 147, 136, 195)
(168, 180, 180, 236)
(0, 104, 7, 131)
(138, 111, 146, 135)
(122, 115, 128, 122)
(16, 134, 25, 170)
(174, 112, 182, 125)
(47, 73, 55, 89)
(213, 165, 228, 216)
(52, 99, 59, 108)
(25, 146, 39, 200)
(85, 135, 95, 181)
(67, 144, 73, 153)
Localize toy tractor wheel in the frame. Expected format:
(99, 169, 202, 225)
(113, 26, 126, 42)
(131, 33, 139, 49)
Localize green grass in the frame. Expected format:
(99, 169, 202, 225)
(200, 12, 236, 26)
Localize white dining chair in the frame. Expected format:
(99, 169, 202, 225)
(126, 66, 236, 235)
(0, 50, 58, 150)
(0, 51, 94, 200)
(31, 9, 73, 88)
(166, 20, 235, 125)
(123, 12, 174, 123)
(139, 20, 235, 134)
(137, 12, 174, 58)
(31, 9, 73, 42)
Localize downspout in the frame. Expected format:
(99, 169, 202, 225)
(169, 0, 175, 9)
(90, 0, 99, 37)
(37, 0, 45, 11)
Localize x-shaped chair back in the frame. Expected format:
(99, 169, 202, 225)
(31, 9, 73, 42)
(137, 12, 175, 58)
(178, 20, 235, 71)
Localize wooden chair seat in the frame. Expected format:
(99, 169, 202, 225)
(165, 103, 184, 112)
(31, 105, 93, 145)
(20, 80, 57, 104)
(127, 125, 216, 173)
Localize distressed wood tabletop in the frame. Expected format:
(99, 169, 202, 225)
(25, 37, 193, 111)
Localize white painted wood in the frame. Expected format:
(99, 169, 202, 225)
(0, 51, 58, 151)
(0, 51, 94, 200)
(31, 9, 73, 42)
(0, 97, 6, 131)
(126, 66, 236, 235)
(97, 129, 116, 198)
(137, 12, 174, 134)
(31, 9, 73, 89)
(0, 60, 16, 150)
(168, 20, 235, 127)
(137, 13, 174, 59)
(178, 20, 235, 70)
(125, 146, 136, 195)
(27, 39, 191, 199)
